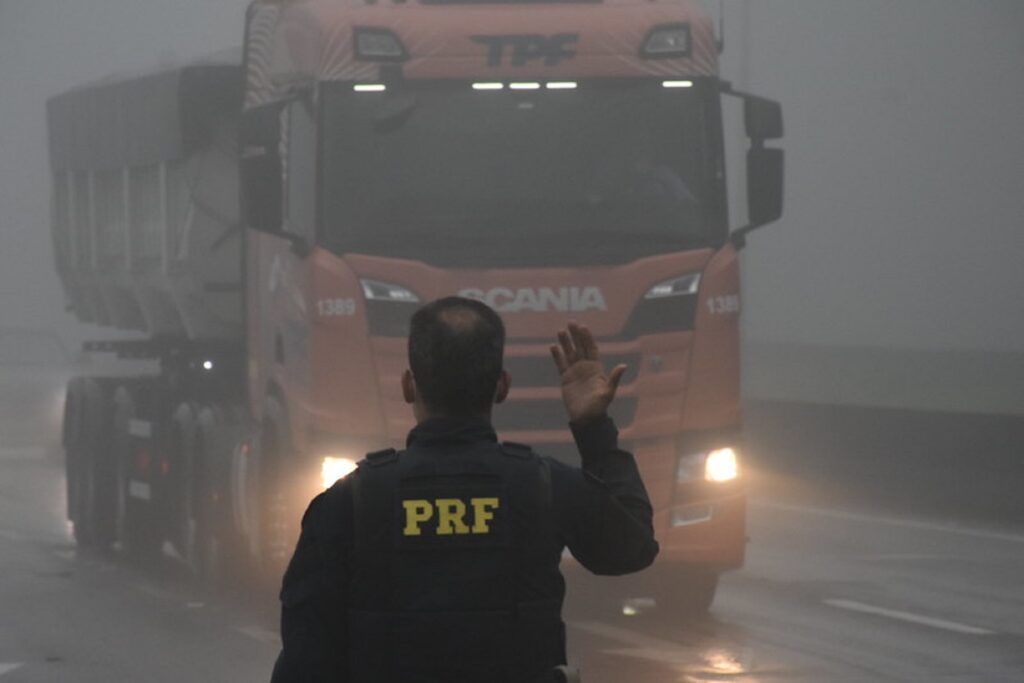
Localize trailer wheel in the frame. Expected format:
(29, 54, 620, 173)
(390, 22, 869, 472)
(180, 428, 218, 584)
(112, 385, 161, 563)
(257, 426, 291, 582)
(66, 379, 116, 550)
(254, 396, 298, 585)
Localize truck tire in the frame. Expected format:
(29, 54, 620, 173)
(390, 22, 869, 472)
(196, 403, 248, 588)
(112, 384, 162, 563)
(253, 396, 297, 584)
(174, 407, 218, 584)
(652, 566, 719, 616)
(65, 379, 117, 550)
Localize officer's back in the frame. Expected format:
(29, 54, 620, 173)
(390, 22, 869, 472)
(272, 297, 658, 682)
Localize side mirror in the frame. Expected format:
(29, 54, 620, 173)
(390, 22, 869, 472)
(744, 95, 783, 140)
(722, 84, 785, 249)
(240, 104, 284, 234)
(747, 146, 784, 228)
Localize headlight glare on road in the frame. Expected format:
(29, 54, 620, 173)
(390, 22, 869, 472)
(705, 447, 739, 482)
(321, 456, 358, 489)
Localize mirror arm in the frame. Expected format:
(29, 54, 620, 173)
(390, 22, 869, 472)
(729, 223, 756, 251)
(286, 232, 312, 259)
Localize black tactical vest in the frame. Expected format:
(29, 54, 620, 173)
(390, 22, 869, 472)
(345, 440, 566, 683)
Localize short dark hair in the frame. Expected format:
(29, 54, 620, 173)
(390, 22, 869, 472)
(408, 297, 505, 416)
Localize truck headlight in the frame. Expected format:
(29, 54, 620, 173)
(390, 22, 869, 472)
(361, 279, 421, 337)
(321, 456, 358, 489)
(704, 447, 739, 482)
(644, 272, 701, 299)
(676, 447, 739, 483)
(360, 279, 420, 303)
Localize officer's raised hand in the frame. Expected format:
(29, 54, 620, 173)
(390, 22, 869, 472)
(549, 322, 627, 422)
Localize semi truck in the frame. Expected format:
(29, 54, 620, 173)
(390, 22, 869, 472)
(51, 0, 783, 611)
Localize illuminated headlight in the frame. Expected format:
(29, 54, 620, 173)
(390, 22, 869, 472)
(321, 456, 358, 489)
(354, 27, 408, 61)
(641, 24, 692, 59)
(360, 279, 420, 303)
(705, 447, 739, 482)
(676, 447, 740, 483)
(645, 273, 701, 299)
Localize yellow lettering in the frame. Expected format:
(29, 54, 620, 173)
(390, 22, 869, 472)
(471, 497, 500, 534)
(435, 498, 470, 535)
(402, 499, 433, 536)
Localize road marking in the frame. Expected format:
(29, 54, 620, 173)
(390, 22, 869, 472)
(824, 599, 995, 635)
(0, 663, 24, 676)
(756, 499, 1024, 545)
(235, 625, 281, 647)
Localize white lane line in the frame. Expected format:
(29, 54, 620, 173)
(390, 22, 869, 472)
(756, 499, 1024, 545)
(235, 625, 281, 647)
(824, 599, 995, 636)
(0, 663, 24, 676)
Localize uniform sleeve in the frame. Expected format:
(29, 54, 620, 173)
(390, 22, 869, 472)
(270, 488, 349, 682)
(551, 415, 659, 575)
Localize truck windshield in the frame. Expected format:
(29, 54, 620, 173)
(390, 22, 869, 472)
(320, 80, 721, 267)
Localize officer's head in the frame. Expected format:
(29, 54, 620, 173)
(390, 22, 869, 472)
(403, 297, 510, 420)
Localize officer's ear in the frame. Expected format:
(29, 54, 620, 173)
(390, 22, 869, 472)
(402, 369, 417, 404)
(494, 370, 511, 405)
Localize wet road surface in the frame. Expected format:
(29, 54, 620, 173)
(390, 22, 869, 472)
(2, 445, 1023, 682)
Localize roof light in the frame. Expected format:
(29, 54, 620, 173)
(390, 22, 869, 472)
(546, 81, 578, 90)
(353, 83, 387, 93)
(509, 82, 541, 90)
(354, 27, 408, 61)
(472, 82, 505, 91)
(662, 80, 694, 89)
(642, 24, 692, 58)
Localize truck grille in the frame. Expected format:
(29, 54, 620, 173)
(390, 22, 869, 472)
(503, 353, 639, 389)
(494, 397, 637, 433)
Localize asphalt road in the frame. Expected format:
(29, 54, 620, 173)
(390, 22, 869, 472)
(2, 446, 1023, 682)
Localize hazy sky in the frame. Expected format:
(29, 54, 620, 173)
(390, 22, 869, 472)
(727, 1, 1024, 353)
(0, 0, 249, 335)
(1, 0, 1022, 354)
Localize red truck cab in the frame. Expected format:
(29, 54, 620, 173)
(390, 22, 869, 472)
(239, 0, 783, 609)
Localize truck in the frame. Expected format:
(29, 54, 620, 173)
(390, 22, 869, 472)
(51, 0, 783, 612)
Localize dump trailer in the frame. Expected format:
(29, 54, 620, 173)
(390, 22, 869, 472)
(52, 0, 783, 610)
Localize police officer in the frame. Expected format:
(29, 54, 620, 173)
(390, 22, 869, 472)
(271, 296, 658, 682)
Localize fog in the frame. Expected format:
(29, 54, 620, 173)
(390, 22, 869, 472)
(3, 1, 1022, 408)
(0, 0, 249, 337)
(1, 2, 1023, 681)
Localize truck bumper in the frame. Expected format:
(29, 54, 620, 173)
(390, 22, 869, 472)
(633, 438, 747, 571)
